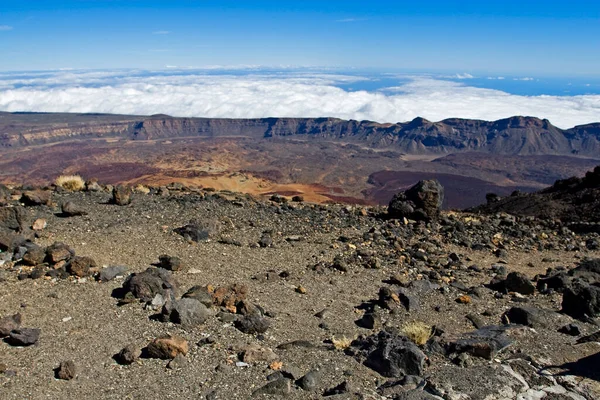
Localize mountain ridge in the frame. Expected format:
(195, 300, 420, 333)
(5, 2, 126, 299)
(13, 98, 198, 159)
(1, 112, 599, 156)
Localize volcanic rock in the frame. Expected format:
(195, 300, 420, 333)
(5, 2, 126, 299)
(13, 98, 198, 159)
(61, 201, 87, 216)
(388, 180, 444, 221)
(174, 219, 220, 242)
(162, 297, 211, 326)
(121, 267, 176, 302)
(112, 185, 132, 206)
(351, 330, 427, 377)
(562, 281, 600, 319)
(56, 361, 76, 380)
(20, 190, 51, 206)
(146, 335, 188, 359)
(114, 344, 141, 365)
(67, 256, 97, 277)
(0, 313, 21, 336)
(234, 313, 271, 334)
(7, 328, 40, 346)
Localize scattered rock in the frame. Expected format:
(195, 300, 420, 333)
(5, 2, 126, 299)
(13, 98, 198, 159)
(20, 190, 51, 206)
(55, 361, 76, 380)
(297, 370, 321, 391)
(503, 306, 556, 328)
(445, 325, 514, 360)
(174, 219, 220, 242)
(350, 330, 427, 377)
(388, 180, 444, 221)
(146, 335, 188, 359)
(61, 201, 87, 216)
(121, 267, 176, 302)
(252, 377, 291, 397)
(112, 185, 132, 206)
(7, 328, 40, 346)
(240, 344, 278, 363)
(115, 344, 141, 365)
(157, 254, 183, 271)
(562, 281, 600, 319)
(97, 265, 128, 282)
(67, 256, 97, 277)
(32, 218, 47, 231)
(234, 313, 271, 334)
(558, 324, 582, 336)
(46, 242, 75, 264)
(0, 313, 21, 336)
(504, 272, 536, 295)
(162, 298, 211, 326)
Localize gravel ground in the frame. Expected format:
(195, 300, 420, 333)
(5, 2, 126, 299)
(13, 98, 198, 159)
(1, 187, 600, 399)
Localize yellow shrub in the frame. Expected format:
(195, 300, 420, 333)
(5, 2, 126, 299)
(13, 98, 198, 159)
(331, 335, 353, 350)
(55, 175, 85, 191)
(135, 184, 151, 194)
(401, 321, 432, 345)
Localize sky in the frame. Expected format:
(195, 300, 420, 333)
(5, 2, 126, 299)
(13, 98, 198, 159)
(1, 0, 599, 74)
(0, 1, 599, 125)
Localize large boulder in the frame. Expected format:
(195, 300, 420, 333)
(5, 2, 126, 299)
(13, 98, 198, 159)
(0, 206, 29, 232)
(388, 180, 444, 221)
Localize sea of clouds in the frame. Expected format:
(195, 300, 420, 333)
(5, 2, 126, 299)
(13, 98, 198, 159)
(0, 69, 598, 128)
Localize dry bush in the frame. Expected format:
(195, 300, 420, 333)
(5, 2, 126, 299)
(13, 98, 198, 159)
(135, 184, 151, 194)
(55, 175, 85, 191)
(331, 335, 353, 350)
(401, 321, 432, 345)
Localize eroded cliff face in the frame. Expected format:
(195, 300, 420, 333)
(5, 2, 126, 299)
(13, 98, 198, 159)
(1, 112, 599, 156)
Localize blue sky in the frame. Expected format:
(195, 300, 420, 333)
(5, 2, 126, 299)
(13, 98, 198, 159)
(1, 1, 599, 75)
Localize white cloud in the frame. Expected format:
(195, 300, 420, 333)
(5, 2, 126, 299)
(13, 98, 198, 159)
(0, 69, 598, 129)
(454, 73, 474, 79)
(514, 77, 534, 81)
(153, 30, 170, 35)
(0, 25, 13, 31)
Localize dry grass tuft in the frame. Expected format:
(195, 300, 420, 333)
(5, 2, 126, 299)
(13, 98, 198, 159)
(331, 335, 353, 350)
(401, 321, 433, 345)
(135, 184, 151, 194)
(55, 175, 85, 191)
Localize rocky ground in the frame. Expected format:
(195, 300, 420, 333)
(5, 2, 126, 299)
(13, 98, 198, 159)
(1, 180, 600, 400)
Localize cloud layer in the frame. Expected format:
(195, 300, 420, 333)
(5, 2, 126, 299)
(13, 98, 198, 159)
(0, 69, 599, 128)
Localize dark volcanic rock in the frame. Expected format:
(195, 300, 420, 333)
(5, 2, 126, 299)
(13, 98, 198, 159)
(157, 254, 183, 271)
(252, 377, 291, 397)
(0, 206, 28, 231)
(445, 325, 513, 360)
(22, 245, 46, 266)
(562, 281, 600, 319)
(503, 272, 536, 295)
(121, 267, 176, 302)
(7, 328, 40, 346)
(182, 285, 213, 308)
(0, 231, 26, 252)
(114, 344, 141, 365)
(351, 330, 427, 377)
(503, 306, 556, 328)
(20, 190, 51, 206)
(234, 313, 271, 334)
(174, 219, 219, 242)
(388, 180, 444, 221)
(297, 370, 321, 391)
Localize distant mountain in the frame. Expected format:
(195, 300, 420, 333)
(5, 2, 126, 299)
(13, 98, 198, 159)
(1, 112, 599, 156)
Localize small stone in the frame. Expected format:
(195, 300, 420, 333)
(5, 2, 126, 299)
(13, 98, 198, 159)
(67, 256, 97, 277)
(56, 361, 76, 380)
(163, 298, 211, 326)
(61, 201, 87, 217)
(158, 255, 183, 271)
(32, 218, 47, 231)
(297, 370, 321, 391)
(97, 265, 128, 282)
(240, 344, 278, 363)
(115, 344, 141, 365)
(166, 353, 186, 370)
(295, 285, 306, 294)
(0, 313, 21, 336)
(146, 335, 188, 359)
(234, 313, 271, 334)
(46, 242, 74, 264)
(252, 377, 291, 397)
(183, 285, 214, 308)
(558, 324, 581, 336)
(22, 246, 46, 266)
